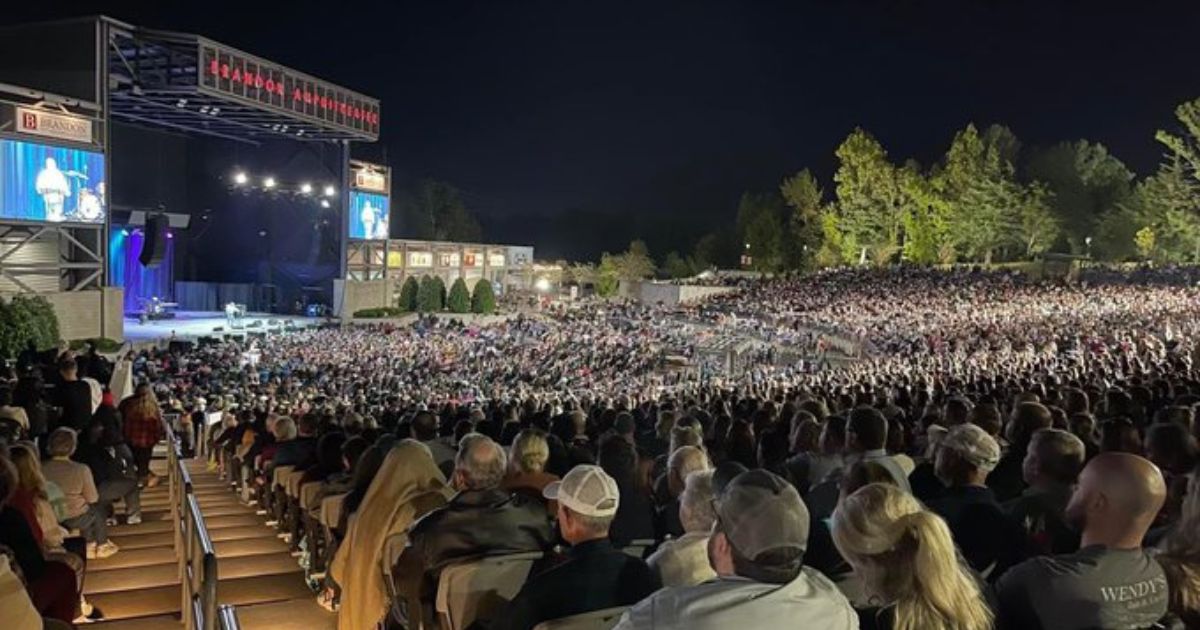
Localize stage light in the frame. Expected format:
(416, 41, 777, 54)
(264, 177, 277, 189)
(323, 185, 336, 197)
(320, 199, 331, 209)
(233, 172, 248, 185)
(166, 231, 174, 239)
(300, 183, 313, 194)
(535, 277, 551, 292)
(120, 228, 129, 236)
(258, 230, 267, 237)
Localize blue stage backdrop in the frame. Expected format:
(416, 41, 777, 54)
(109, 227, 174, 313)
(348, 190, 389, 240)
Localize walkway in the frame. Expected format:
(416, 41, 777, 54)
(90, 459, 335, 629)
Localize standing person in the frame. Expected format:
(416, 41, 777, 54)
(54, 356, 93, 432)
(120, 384, 164, 487)
(994, 453, 1169, 630)
(833, 483, 993, 630)
(616, 470, 857, 630)
(495, 465, 662, 630)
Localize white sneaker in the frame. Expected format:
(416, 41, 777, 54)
(92, 541, 120, 559)
(265, 520, 280, 527)
(126, 513, 142, 525)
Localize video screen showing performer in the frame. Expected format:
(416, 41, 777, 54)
(0, 138, 106, 224)
(348, 190, 390, 240)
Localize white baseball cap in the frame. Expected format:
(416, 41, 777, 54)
(544, 465, 620, 518)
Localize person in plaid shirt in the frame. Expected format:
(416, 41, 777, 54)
(120, 385, 164, 487)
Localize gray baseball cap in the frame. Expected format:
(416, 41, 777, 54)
(941, 423, 1001, 472)
(714, 469, 810, 559)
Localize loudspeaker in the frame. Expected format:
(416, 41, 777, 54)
(139, 215, 169, 267)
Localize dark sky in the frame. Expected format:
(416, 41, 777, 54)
(4, 1, 1199, 259)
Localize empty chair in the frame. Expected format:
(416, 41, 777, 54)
(533, 606, 630, 630)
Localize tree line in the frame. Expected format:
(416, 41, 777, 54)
(644, 95, 1200, 276)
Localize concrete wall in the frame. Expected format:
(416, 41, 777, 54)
(33, 287, 124, 341)
(628, 281, 737, 306)
(334, 279, 392, 316)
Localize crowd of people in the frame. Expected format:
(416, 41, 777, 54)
(2, 264, 1200, 629)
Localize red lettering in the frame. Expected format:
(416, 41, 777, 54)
(265, 79, 275, 93)
(277, 83, 285, 97)
(209, 59, 219, 76)
(255, 75, 264, 89)
(303, 91, 312, 104)
(220, 63, 230, 79)
(293, 88, 303, 102)
(231, 67, 242, 83)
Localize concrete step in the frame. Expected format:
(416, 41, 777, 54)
(235, 598, 336, 630)
(86, 551, 303, 595)
(86, 572, 316, 621)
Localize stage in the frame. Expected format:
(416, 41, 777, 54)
(124, 310, 325, 344)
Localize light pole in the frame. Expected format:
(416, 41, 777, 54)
(1085, 236, 1093, 259)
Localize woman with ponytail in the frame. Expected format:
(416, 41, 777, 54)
(832, 483, 993, 630)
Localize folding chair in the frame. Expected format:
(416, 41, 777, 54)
(434, 551, 544, 630)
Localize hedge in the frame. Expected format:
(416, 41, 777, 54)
(471, 280, 496, 314)
(447, 278, 471, 313)
(396, 276, 419, 311)
(353, 307, 407, 318)
(0, 295, 61, 359)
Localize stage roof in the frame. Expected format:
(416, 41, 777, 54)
(102, 17, 380, 145)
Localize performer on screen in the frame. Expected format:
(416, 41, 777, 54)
(360, 199, 378, 239)
(35, 157, 71, 222)
(225, 302, 239, 328)
(374, 210, 390, 240)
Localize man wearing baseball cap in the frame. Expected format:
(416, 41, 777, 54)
(930, 422, 1028, 574)
(494, 465, 660, 630)
(615, 469, 856, 630)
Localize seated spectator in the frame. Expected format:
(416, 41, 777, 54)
(392, 434, 552, 621)
(0, 455, 79, 625)
(273, 413, 319, 471)
(832, 483, 993, 630)
(616, 470, 857, 629)
(995, 453, 1169, 630)
(495, 465, 661, 630)
(929, 423, 1026, 576)
(598, 435, 656, 546)
(1005, 428, 1084, 555)
(989, 402, 1053, 502)
(502, 429, 559, 503)
(1156, 465, 1200, 627)
(40, 428, 118, 559)
(300, 432, 347, 486)
(647, 470, 717, 587)
(845, 407, 910, 492)
(76, 417, 142, 525)
(329, 440, 451, 630)
(413, 410, 457, 471)
(0, 387, 29, 433)
(1099, 417, 1142, 455)
(655, 445, 710, 539)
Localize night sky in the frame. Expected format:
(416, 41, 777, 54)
(4, 1, 1199, 259)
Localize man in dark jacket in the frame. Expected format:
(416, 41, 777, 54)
(1004, 428, 1085, 556)
(393, 434, 553, 624)
(495, 464, 661, 630)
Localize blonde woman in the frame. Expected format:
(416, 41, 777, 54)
(1156, 471, 1200, 627)
(832, 483, 993, 630)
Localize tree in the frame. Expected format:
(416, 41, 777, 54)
(618, 240, 657, 280)
(816, 209, 847, 267)
(397, 276, 419, 311)
(896, 160, 946, 264)
(402, 180, 484, 242)
(1027, 140, 1134, 255)
(1017, 182, 1060, 258)
(662, 251, 694, 279)
(595, 254, 621, 297)
(780, 169, 825, 270)
(1135, 227, 1157, 261)
(470, 279, 496, 314)
(935, 124, 1027, 264)
(1156, 96, 1200, 185)
(447, 277, 471, 313)
(735, 192, 786, 271)
(832, 129, 909, 265)
(692, 232, 735, 270)
(1125, 157, 1200, 261)
(417, 275, 444, 312)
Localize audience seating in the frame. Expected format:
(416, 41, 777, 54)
(621, 539, 655, 559)
(434, 551, 545, 630)
(532, 605, 630, 630)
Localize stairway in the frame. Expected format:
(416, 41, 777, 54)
(90, 459, 336, 629)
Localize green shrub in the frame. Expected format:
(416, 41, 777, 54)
(418, 276, 445, 312)
(69, 337, 124, 353)
(0, 295, 62, 359)
(471, 280, 496, 314)
(447, 278, 471, 313)
(352, 307, 406, 318)
(397, 276, 419, 311)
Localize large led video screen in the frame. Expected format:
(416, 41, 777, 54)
(349, 190, 389, 240)
(0, 138, 106, 224)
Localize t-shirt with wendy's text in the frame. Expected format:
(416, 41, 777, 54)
(994, 545, 1167, 630)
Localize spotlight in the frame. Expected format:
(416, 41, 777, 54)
(120, 228, 129, 236)
(233, 172, 248, 185)
(264, 177, 277, 189)
(323, 185, 336, 197)
(166, 231, 174, 239)
(320, 199, 331, 209)
(300, 183, 313, 194)
(258, 230, 267, 237)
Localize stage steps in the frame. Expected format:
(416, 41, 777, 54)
(89, 459, 335, 629)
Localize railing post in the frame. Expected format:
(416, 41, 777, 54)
(202, 552, 219, 630)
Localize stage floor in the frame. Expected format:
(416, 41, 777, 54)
(124, 310, 323, 344)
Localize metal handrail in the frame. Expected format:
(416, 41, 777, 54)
(217, 604, 242, 630)
(166, 422, 221, 630)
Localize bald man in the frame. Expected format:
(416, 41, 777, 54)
(995, 453, 1169, 630)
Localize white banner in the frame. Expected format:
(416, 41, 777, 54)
(15, 107, 93, 144)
